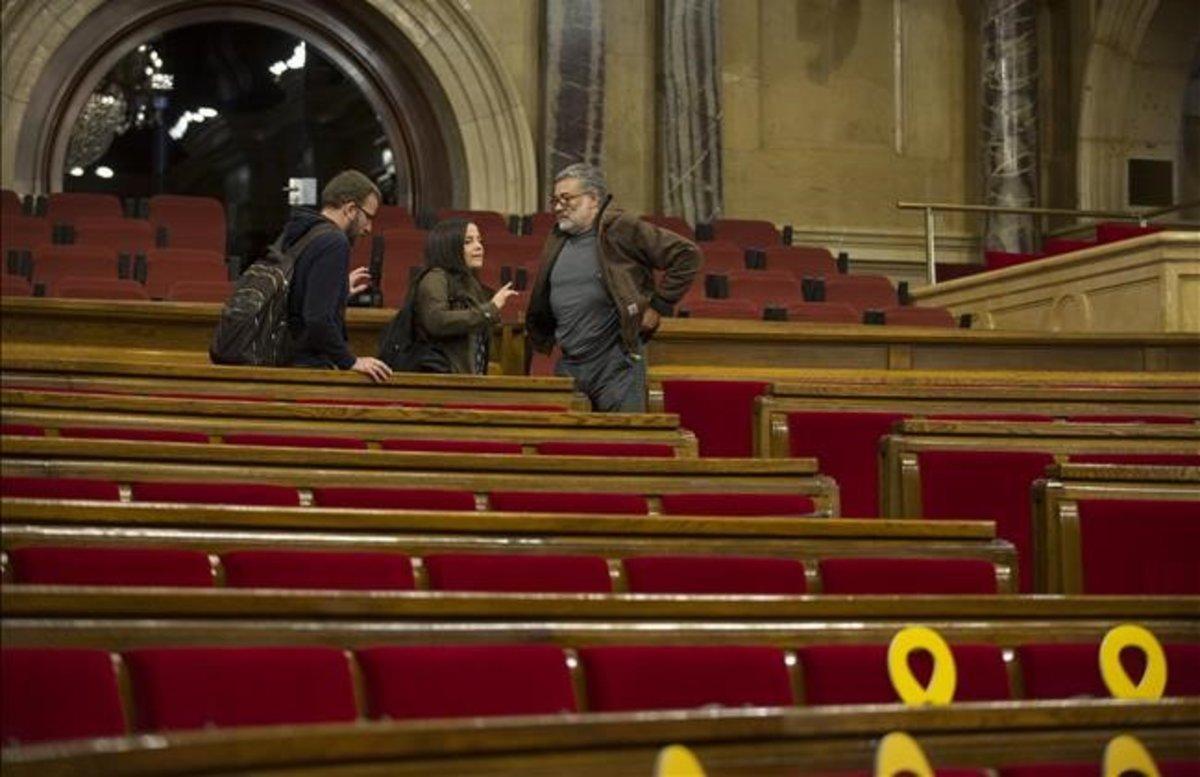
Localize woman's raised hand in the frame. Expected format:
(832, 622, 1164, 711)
(491, 282, 518, 310)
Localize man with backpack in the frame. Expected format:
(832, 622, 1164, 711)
(285, 170, 393, 382)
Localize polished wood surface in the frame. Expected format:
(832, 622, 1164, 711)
(4, 701, 1196, 776)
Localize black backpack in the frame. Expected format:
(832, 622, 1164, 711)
(210, 221, 338, 366)
(377, 267, 453, 373)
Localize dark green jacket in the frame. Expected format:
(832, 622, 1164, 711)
(413, 268, 500, 374)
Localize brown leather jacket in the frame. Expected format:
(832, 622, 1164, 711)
(526, 198, 703, 356)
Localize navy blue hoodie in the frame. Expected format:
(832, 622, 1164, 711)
(283, 208, 356, 369)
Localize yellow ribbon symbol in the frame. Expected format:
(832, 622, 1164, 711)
(874, 732, 934, 777)
(1099, 624, 1167, 700)
(887, 626, 957, 707)
(1103, 734, 1161, 777)
(654, 744, 706, 777)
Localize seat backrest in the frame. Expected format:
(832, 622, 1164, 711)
(148, 195, 225, 230)
(1075, 499, 1200, 595)
(818, 557, 998, 595)
(166, 279, 233, 302)
(1, 648, 126, 744)
(763, 246, 836, 277)
(823, 274, 896, 310)
(311, 486, 476, 510)
(0, 188, 22, 216)
(640, 214, 694, 240)
(579, 645, 794, 712)
(0, 215, 51, 252)
(222, 550, 416, 591)
(882, 306, 957, 328)
(728, 271, 803, 305)
(712, 218, 780, 249)
(124, 646, 357, 731)
(423, 553, 613, 593)
(488, 491, 649, 515)
(31, 245, 119, 284)
(373, 204, 414, 233)
(9, 546, 214, 587)
(786, 301, 859, 324)
(1, 273, 33, 297)
(798, 643, 1010, 705)
(1096, 221, 1162, 244)
(661, 379, 771, 457)
(222, 432, 370, 450)
(786, 410, 908, 517)
(680, 298, 761, 320)
(46, 192, 123, 224)
(1, 475, 121, 501)
(623, 555, 808, 594)
(51, 277, 150, 300)
(660, 492, 815, 516)
(534, 441, 676, 458)
(436, 209, 510, 235)
(356, 644, 576, 719)
(74, 217, 155, 253)
(144, 251, 227, 298)
(527, 212, 557, 238)
(380, 438, 524, 455)
(59, 426, 209, 443)
(130, 481, 301, 507)
(696, 241, 745, 275)
(1018, 642, 1200, 699)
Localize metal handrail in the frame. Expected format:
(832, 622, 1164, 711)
(896, 200, 1200, 284)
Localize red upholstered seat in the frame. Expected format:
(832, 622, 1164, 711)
(222, 432, 369, 450)
(166, 279, 233, 302)
(1095, 221, 1162, 243)
(143, 249, 228, 298)
(31, 245, 119, 288)
(680, 297, 761, 320)
(786, 301, 859, 324)
(917, 449, 1054, 592)
(1, 424, 43, 436)
(763, 245, 836, 277)
(823, 274, 897, 311)
(787, 410, 907, 517)
(985, 250, 1041, 270)
(357, 645, 576, 719)
(1065, 415, 1193, 424)
(222, 550, 415, 591)
(149, 194, 226, 254)
(1, 475, 121, 501)
(1042, 238, 1096, 256)
(881, 306, 956, 328)
(662, 379, 770, 457)
(926, 414, 1053, 422)
(52, 277, 150, 300)
(798, 643, 1010, 705)
(660, 492, 816, 516)
(580, 645, 793, 712)
(130, 481, 301, 506)
(46, 192, 123, 224)
(1, 648, 126, 744)
(1075, 499, 1200, 594)
(1070, 453, 1200, 466)
(59, 425, 209, 444)
(124, 647, 357, 732)
(380, 439, 524, 455)
(711, 218, 780, 249)
(727, 270, 803, 307)
(312, 486, 476, 511)
(1, 274, 33, 297)
(1, 214, 51, 253)
(0, 188, 22, 216)
(440, 402, 565, 412)
(697, 241, 748, 274)
(9, 546, 214, 587)
(526, 212, 557, 238)
(73, 217, 155, 255)
(1018, 643, 1200, 699)
(488, 491, 648, 514)
(535, 441, 676, 457)
(436, 209, 510, 235)
(818, 557, 998, 595)
(423, 553, 612, 593)
(374, 204, 415, 232)
(623, 555, 808, 594)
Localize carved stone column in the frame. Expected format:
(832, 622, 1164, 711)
(542, 0, 606, 195)
(659, 0, 724, 225)
(981, 0, 1039, 253)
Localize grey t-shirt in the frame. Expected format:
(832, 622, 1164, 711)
(550, 230, 621, 362)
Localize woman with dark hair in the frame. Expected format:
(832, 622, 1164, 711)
(411, 219, 517, 374)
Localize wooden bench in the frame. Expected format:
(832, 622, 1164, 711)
(4, 700, 1195, 776)
(1032, 463, 1200, 594)
(0, 389, 699, 456)
(0, 343, 588, 409)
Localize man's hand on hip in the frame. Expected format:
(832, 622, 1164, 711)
(351, 356, 393, 383)
(640, 307, 661, 334)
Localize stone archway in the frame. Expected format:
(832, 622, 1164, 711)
(0, 0, 536, 213)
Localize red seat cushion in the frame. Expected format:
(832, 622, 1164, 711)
(488, 491, 648, 514)
(1095, 221, 1163, 243)
(59, 426, 209, 444)
(662, 380, 770, 457)
(1076, 499, 1200, 594)
(423, 553, 612, 593)
(130, 481, 301, 507)
(787, 410, 908, 517)
(312, 486, 476, 511)
(535, 441, 676, 458)
(124, 647, 357, 731)
(659, 492, 816, 516)
(818, 557, 998, 595)
(1018, 643, 1200, 699)
(9, 546, 214, 588)
(222, 550, 415, 591)
(380, 439, 524, 455)
(798, 643, 1010, 704)
(1070, 453, 1200, 466)
(580, 645, 793, 712)
(0, 424, 44, 436)
(357, 645, 576, 719)
(223, 433, 369, 450)
(1065, 415, 1194, 424)
(918, 450, 1054, 592)
(1, 476, 121, 501)
(1, 648, 126, 744)
(624, 555, 807, 594)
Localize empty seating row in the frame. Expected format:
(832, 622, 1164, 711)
(1, 545, 1004, 595)
(2, 243, 230, 299)
(4, 626, 1196, 744)
(983, 222, 1170, 271)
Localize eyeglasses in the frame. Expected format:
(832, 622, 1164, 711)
(355, 203, 377, 222)
(548, 191, 588, 209)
